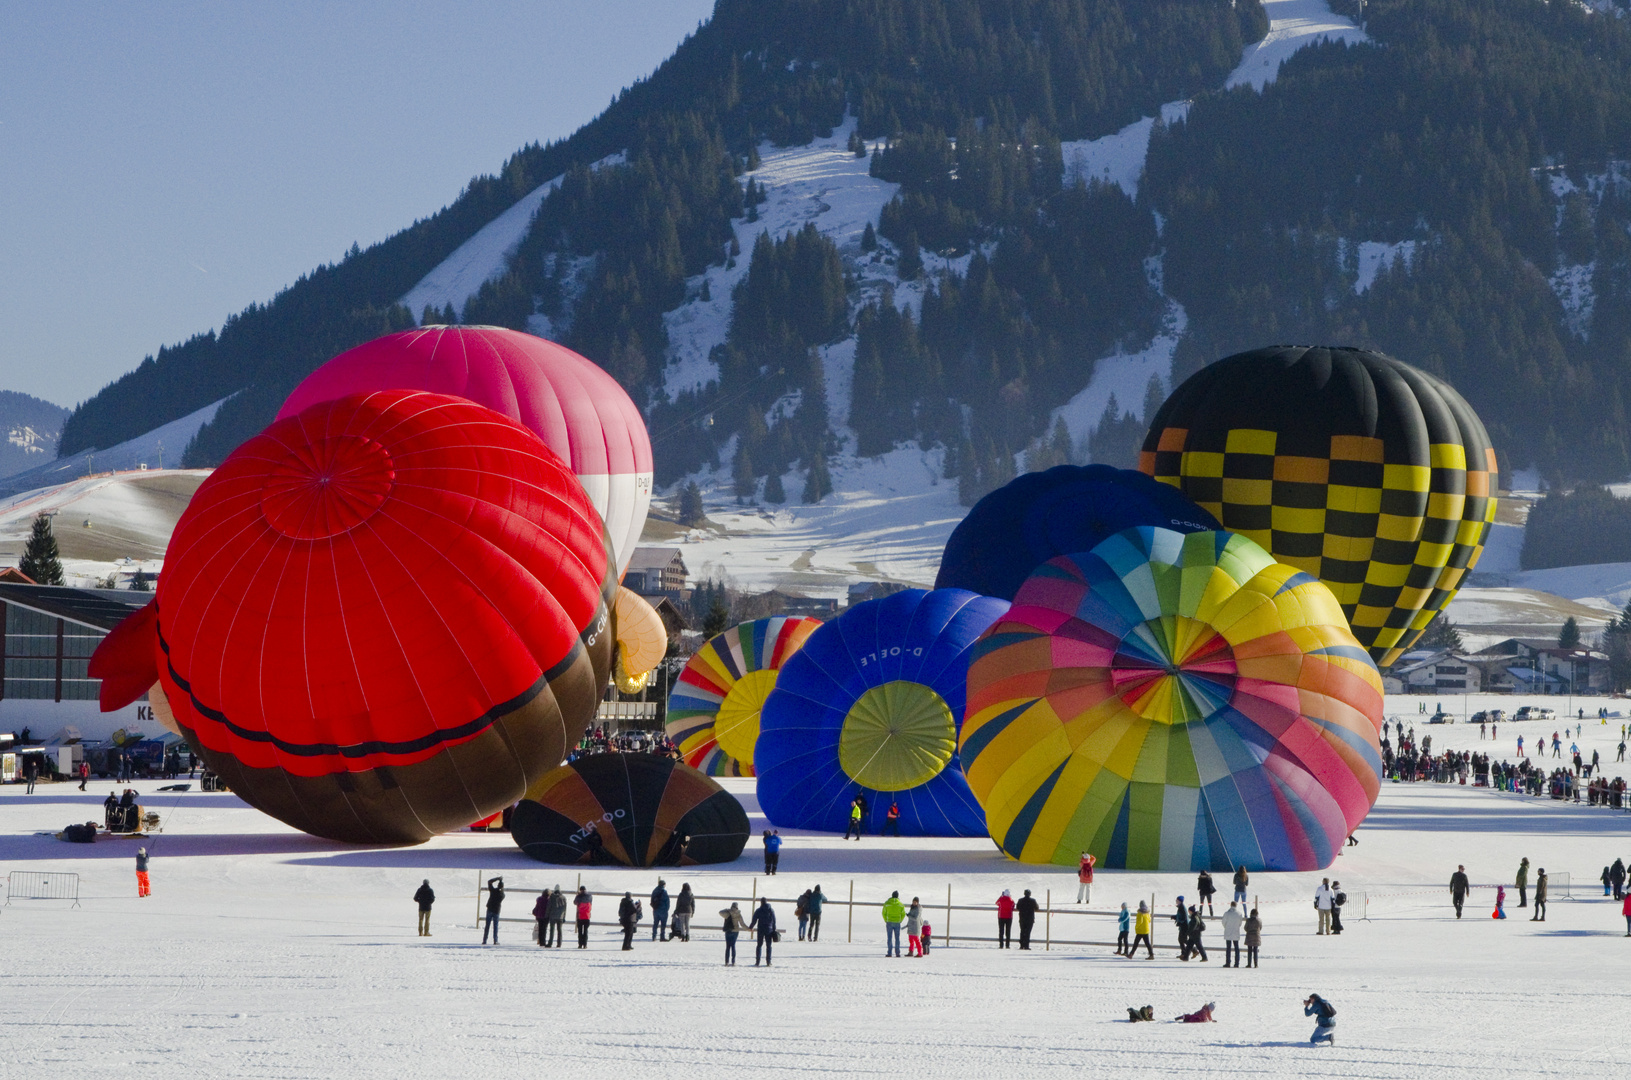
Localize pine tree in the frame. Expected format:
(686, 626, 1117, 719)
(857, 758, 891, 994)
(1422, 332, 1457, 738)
(700, 278, 712, 302)
(733, 443, 757, 500)
(1560, 617, 1582, 650)
(898, 230, 923, 279)
(764, 469, 787, 503)
(1141, 374, 1166, 428)
(19, 513, 64, 586)
(704, 598, 730, 638)
(861, 222, 877, 252)
(1418, 612, 1463, 651)
(129, 567, 152, 592)
(803, 453, 833, 503)
(678, 481, 705, 525)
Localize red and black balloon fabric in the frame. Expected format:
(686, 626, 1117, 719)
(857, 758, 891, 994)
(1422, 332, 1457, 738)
(148, 390, 616, 843)
(511, 754, 750, 866)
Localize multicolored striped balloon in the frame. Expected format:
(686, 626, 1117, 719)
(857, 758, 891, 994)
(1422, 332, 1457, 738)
(665, 617, 822, 775)
(961, 527, 1384, 872)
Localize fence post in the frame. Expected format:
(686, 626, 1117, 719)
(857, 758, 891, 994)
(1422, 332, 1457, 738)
(752, 877, 757, 901)
(848, 880, 854, 943)
(1151, 893, 1156, 949)
(1045, 889, 1051, 951)
(475, 871, 481, 927)
(946, 884, 952, 947)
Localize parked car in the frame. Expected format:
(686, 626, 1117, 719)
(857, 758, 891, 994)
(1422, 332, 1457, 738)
(1513, 706, 1556, 722)
(1428, 711, 1456, 724)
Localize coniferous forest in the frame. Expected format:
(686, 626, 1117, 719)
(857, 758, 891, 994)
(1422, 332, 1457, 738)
(52, 0, 1631, 509)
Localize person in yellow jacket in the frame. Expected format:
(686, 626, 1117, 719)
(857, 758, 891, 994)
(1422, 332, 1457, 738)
(845, 798, 864, 841)
(881, 891, 906, 957)
(1128, 900, 1154, 959)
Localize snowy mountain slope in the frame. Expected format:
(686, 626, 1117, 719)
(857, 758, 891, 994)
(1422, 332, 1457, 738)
(662, 119, 899, 405)
(1060, 2, 1366, 207)
(0, 390, 68, 481)
(398, 153, 625, 321)
(642, 2, 1394, 599)
(0, 469, 208, 587)
(0, 396, 228, 500)
(1225, 0, 1368, 92)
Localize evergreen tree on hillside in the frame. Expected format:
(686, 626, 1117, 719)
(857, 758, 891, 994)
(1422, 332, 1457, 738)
(803, 452, 833, 503)
(764, 469, 787, 503)
(19, 513, 64, 586)
(678, 481, 706, 525)
(1560, 617, 1582, 651)
(1418, 613, 1463, 652)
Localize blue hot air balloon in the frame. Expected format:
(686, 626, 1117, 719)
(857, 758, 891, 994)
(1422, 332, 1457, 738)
(755, 589, 1008, 836)
(935, 464, 1220, 602)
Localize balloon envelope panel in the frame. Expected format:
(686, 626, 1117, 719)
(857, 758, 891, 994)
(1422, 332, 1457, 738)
(961, 527, 1384, 872)
(155, 390, 616, 844)
(1139, 346, 1496, 666)
(664, 617, 821, 775)
(512, 754, 750, 866)
(278, 325, 653, 579)
(756, 589, 1008, 836)
(613, 587, 668, 691)
(937, 464, 1219, 601)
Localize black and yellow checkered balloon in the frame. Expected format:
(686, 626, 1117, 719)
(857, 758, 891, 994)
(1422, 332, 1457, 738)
(1139, 346, 1496, 667)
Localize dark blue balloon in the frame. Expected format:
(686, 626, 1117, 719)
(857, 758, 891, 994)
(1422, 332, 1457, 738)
(755, 589, 1007, 836)
(936, 464, 1220, 601)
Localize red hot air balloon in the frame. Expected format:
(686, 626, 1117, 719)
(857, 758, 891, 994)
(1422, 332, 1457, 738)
(277, 325, 653, 579)
(150, 390, 616, 843)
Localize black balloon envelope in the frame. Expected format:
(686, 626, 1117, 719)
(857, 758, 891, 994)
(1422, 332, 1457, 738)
(936, 464, 1219, 602)
(511, 754, 750, 866)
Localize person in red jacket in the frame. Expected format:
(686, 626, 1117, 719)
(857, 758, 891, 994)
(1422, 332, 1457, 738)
(996, 889, 1016, 948)
(574, 886, 594, 949)
(1077, 851, 1096, 903)
(1622, 891, 1631, 936)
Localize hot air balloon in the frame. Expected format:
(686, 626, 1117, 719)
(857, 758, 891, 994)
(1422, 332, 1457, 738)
(961, 527, 1384, 872)
(147, 390, 616, 844)
(755, 589, 1007, 836)
(1140, 346, 1497, 666)
(278, 325, 653, 579)
(511, 754, 750, 866)
(664, 617, 821, 775)
(612, 587, 669, 693)
(936, 464, 1220, 601)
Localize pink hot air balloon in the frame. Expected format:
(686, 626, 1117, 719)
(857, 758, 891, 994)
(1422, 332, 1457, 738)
(278, 325, 653, 578)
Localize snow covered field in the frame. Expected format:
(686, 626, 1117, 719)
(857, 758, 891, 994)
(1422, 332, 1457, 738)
(4, 769, 1629, 1079)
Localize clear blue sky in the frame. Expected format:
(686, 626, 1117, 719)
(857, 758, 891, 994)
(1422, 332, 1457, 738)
(0, 1, 716, 408)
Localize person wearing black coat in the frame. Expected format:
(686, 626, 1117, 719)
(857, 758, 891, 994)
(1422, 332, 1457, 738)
(651, 880, 670, 941)
(1015, 889, 1040, 950)
(748, 898, 777, 966)
(618, 892, 639, 951)
(671, 883, 695, 942)
(1173, 897, 1192, 960)
(414, 880, 435, 937)
(1187, 905, 1209, 961)
(533, 889, 552, 948)
(483, 877, 505, 944)
(546, 885, 568, 947)
(1449, 866, 1469, 919)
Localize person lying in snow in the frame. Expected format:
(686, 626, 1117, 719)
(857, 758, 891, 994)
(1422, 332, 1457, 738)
(1175, 1003, 1216, 1023)
(1126, 1006, 1156, 1022)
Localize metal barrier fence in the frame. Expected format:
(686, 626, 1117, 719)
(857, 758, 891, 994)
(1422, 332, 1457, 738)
(5, 871, 80, 908)
(471, 872, 1193, 951)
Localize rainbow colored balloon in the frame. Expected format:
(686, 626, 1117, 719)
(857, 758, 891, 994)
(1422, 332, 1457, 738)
(961, 527, 1384, 872)
(665, 617, 822, 775)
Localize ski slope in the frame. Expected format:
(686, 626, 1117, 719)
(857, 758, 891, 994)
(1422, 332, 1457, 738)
(4, 770, 1629, 1079)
